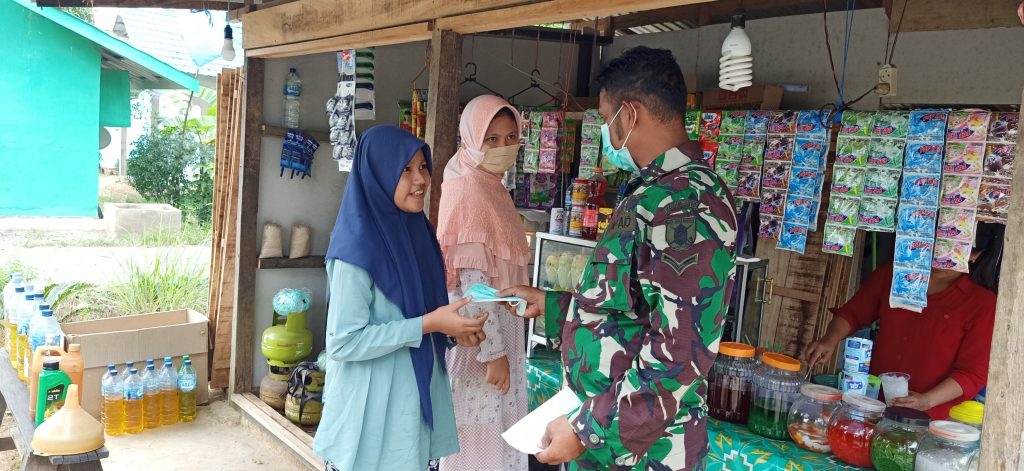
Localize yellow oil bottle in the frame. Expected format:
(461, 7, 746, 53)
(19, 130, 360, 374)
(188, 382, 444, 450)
(101, 366, 126, 436)
(122, 367, 144, 434)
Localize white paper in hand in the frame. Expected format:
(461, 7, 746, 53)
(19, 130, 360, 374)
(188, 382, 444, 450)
(501, 388, 582, 455)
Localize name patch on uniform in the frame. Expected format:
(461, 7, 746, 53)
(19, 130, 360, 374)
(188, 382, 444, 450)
(605, 207, 638, 237)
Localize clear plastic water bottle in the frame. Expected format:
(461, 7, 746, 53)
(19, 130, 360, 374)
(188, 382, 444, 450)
(141, 360, 162, 430)
(177, 355, 197, 422)
(123, 367, 144, 434)
(2, 273, 23, 320)
(29, 309, 62, 359)
(283, 68, 302, 129)
(121, 361, 134, 378)
(101, 365, 126, 436)
(7, 285, 26, 368)
(160, 357, 178, 426)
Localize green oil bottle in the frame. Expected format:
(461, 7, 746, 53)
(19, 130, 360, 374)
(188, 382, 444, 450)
(36, 359, 71, 426)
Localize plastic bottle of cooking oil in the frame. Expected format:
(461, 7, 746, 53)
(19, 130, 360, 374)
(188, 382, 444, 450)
(177, 355, 197, 422)
(101, 365, 126, 436)
(122, 367, 144, 434)
(141, 360, 161, 430)
(16, 291, 38, 382)
(159, 357, 178, 426)
(2, 274, 23, 352)
(6, 285, 25, 367)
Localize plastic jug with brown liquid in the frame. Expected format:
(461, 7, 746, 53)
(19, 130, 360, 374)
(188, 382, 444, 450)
(60, 344, 84, 403)
(31, 384, 105, 456)
(28, 340, 65, 419)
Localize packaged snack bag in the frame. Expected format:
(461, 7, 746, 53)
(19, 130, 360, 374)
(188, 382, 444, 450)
(867, 139, 906, 169)
(790, 167, 821, 197)
(870, 111, 910, 138)
(778, 222, 809, 254)
(943, 142, 985, 176)
(758, 215, 782, 239)
(900, 173, 941, 205)
(894, 236, 935, 268)
(761, 161, 791, 189)
(908, 110, 949, 141)
(746, 111, 773, 135)
(988, 112, 1020, 143)
(890, 267, 930, 311)
(861, 169, 901, 200)
(823, 224, 857, 257)
(760, 189, 788, 217)
(945, 110, 990, 142)
(896, 205, 938, 239)
(831, 166, 864, 197)
(768, 110, 797, 135)
(764, 136, 795, 162)
(858, 197, 898, 232)
(904, 143, 945, 174)
(795, 138, 829, 168)
(936, 207, 976, 241)
(983, 143, 1016, 179)
(721, 110, 748, 135)
(797, 110, 828, 136)
(940, 175, 981, 208)
(826, 196, 861, 227)
(932, 238, 972, 272)
(840, 111, 873, 137)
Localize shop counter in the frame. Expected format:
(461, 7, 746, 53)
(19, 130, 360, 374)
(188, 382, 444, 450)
(706, 419, 868, 470)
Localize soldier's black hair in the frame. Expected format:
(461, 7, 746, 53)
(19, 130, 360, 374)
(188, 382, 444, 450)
(593, 46, 688, 124)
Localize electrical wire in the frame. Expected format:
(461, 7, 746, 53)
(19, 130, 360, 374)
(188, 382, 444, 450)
(822, 0, 842, 97)
(817, 84, 879, 129)
(887, 0, 910, 64)
(838, 0, 856, 102)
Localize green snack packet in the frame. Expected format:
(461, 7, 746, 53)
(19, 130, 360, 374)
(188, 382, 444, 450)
(840, 111, 874, 137)
(831, 166, 864, 197)
(823, 223, 857, 257)
(826, 196, 861, 227)
(870, 111, 910, 139)
(861, 168, 902, 200)
(858, 196, 898, 231)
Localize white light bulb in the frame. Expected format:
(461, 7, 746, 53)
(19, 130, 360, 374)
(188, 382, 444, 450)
(221, 24, 236, 61)
(719, 9, 753, 92)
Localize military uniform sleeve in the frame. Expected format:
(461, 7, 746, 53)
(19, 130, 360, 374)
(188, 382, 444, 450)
(542, 291, 572, 348)
(568, 175, 737, 465)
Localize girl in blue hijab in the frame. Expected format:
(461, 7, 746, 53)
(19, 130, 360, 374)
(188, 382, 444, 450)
(314, 125, 488, 471)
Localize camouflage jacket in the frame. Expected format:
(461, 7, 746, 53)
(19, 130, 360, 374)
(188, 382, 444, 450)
(543, 148, 738, 470)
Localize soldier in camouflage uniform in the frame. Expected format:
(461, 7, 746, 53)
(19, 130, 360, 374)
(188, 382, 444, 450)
(503, 47, 737, 470)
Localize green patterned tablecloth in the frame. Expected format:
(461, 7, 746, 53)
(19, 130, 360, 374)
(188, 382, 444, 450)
(705, 419, 870, 470)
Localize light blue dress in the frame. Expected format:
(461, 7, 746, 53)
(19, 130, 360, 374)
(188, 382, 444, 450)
(313, 260, 459, 470)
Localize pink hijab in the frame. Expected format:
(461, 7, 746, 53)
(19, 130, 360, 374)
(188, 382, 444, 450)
(437, 96, 531, 290)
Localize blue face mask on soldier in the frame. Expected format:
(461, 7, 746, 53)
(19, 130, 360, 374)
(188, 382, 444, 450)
(601, 102, 640, 173)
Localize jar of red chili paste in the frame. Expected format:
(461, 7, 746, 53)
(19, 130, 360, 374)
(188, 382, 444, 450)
(827, 392, 887, 467)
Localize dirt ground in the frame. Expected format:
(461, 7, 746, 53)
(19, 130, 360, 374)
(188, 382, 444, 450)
(0, 177, 307, 470)
(0, 396, 306, 471)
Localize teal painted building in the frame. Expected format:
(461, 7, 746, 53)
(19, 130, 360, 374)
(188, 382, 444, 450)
(0, 0, 197, 217)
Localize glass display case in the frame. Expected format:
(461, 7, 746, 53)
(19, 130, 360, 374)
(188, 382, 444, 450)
(528, 232, 596, 355)
(723, 257, 770, 347)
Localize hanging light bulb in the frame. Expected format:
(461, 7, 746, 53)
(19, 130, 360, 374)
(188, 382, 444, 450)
(719, 8, 753, 92)
(221, 24, 236, 61)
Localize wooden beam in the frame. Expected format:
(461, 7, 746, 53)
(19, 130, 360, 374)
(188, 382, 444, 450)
(435, 0, 713, 34)
(888, 0, 1020, 32)
(242, 0, 519, 50)
(230, 58, 264, 395)
(424, 28, 462, 226)
(36, 0, 236, 8)
(246, 23, 433, 59)
(979, 86, 1024, 470)
(611, 0, 886, 32)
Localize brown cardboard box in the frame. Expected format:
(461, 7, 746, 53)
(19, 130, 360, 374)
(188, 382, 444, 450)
(62, 309, 209, 418)
(700, 85, 784, 110)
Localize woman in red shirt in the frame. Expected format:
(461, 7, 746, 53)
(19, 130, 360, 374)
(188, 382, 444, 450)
(804, 223, 1003, 419)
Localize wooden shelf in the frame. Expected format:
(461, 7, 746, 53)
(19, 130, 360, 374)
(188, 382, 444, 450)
(257, 256, 326, 269)
(261, 124, 331, 142)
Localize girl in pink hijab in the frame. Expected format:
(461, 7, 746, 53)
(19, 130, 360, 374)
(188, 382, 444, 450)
(436, 95, 530, 471)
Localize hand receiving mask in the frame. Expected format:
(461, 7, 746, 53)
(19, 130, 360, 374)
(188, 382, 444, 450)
(462, 283, 527, 317)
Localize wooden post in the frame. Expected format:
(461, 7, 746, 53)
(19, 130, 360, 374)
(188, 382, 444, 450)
(424, 28, 462, 225)
(979, 87, 1024, 469)
(230, 58, 265, 395)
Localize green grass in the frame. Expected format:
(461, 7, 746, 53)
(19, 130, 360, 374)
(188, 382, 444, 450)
(18, 223, 211, 248)
(106, 251, 209, 316)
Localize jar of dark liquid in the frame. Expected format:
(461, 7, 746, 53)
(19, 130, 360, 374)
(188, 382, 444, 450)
(707, 342, 755, 424)
(748, 353, 803, 440)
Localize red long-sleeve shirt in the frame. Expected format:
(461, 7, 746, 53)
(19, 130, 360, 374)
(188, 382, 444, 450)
(833, 263, 996, 419)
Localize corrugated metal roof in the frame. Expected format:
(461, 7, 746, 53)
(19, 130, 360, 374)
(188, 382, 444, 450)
(9, 0, 198, 91)
(113, 8, 244, 79)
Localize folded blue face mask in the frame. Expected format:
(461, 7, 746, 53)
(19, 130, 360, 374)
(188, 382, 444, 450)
(463, 283, 527, 317)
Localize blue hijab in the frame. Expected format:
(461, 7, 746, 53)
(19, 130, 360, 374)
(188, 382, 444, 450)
(326, 125, 449, 428)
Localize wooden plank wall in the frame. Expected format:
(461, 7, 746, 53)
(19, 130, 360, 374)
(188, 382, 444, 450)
(755, 130, 864, 368)
(208, 67, 245, 389)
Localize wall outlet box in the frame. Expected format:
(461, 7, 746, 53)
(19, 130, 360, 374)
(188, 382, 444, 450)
(877, 64, 898, 97)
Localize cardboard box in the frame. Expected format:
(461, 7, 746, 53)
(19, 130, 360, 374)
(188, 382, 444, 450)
(63, 309, 210, 418)
(700, 85, 784, 110)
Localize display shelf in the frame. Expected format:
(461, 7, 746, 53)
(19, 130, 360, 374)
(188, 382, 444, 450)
(257, 256, 326, 269)
(528, 232, 597, 356)
(261, 124, 331, 142)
